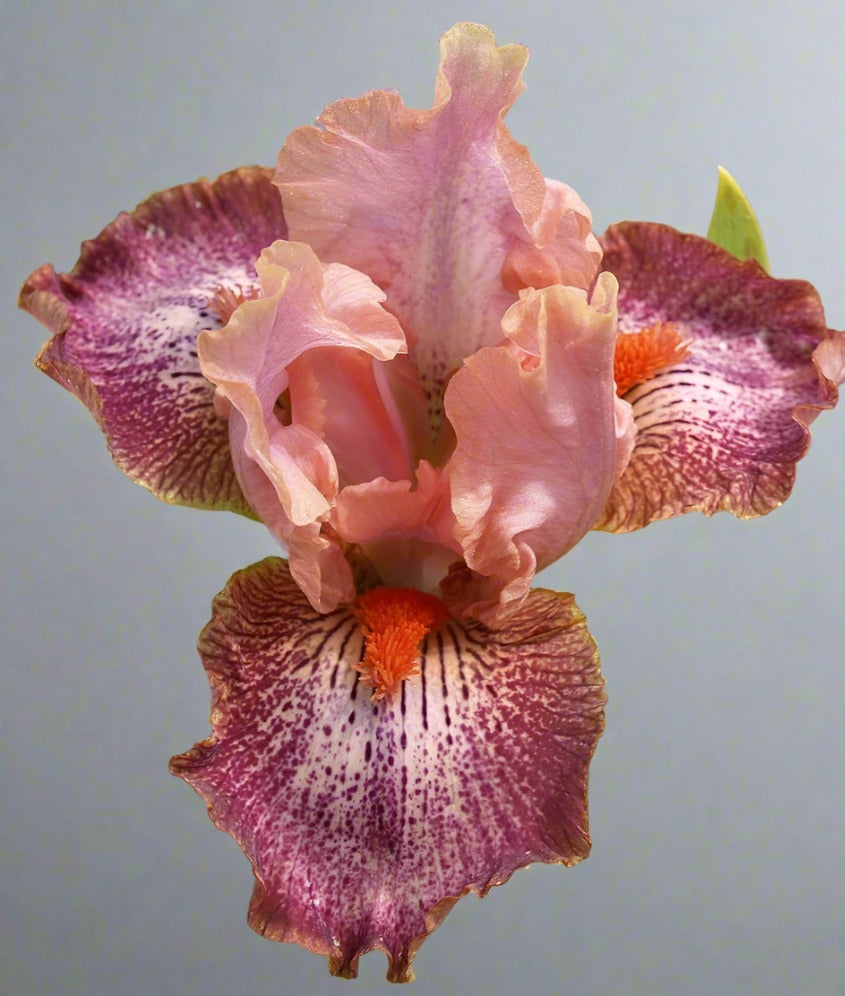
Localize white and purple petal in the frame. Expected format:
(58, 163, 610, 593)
(171, 558, 605, 982)
(598, 221, 844, 531)
(21, 166, 286, 513)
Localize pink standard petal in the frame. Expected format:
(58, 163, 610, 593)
(171, 558, 605, 982)
(20, 167, 286, 514)
(445, 274, 634, 624)
(275, 22, 600, 400)
(335, 460, 462, 592)
(813, 335, 845, 389)
(598, 222, 843, 531)
(286, 346, 416, 488)
(198, 241, 407, 530)
(225, 410, 356, 612)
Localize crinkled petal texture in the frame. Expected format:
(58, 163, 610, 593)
(444, 274, 635, 624)
(275, 22, 600, 400)
(335, 460, 463, 593)
(20, 167, 286, 514)
(198, 240, 408, 610)
(171, 558, 605, 982)
(598, 222, 845, 531)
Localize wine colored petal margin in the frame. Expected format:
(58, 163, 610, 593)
(20, 166, 287, 514)
(597, 222, 843, 531)
(171, 558, 605, 982)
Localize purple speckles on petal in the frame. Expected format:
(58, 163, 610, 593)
(598, 222, 842, 530)
(20, 166, 287, 513)
(171, 558, 605, 982)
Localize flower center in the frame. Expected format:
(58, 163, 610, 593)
(353, 587, 450, 700)
(613, 322, 690, 396)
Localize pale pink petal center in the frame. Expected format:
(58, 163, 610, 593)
(335, 460, 462, 593)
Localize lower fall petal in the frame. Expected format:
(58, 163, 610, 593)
(21, 166, 287, 514)
(171, 558, 605, 982)
(598, 222, 843, 530)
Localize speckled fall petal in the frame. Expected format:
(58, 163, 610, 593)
(20, 167, 286, 514)
(597, 222, 844, 531)
(171, 558, 605, 982)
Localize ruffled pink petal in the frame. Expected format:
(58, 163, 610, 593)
(335, 460, 462, 592)
(275, 22, 599, 398)
(198, 240, 407, 535)
(286, 346, 415, 488)
(444, 274, 634, 625)
(171, 558, 605, 982)
(225, 411, 355, 612)
(813, 335, 845, 389)
(20, 167, 287, 513)
(501, 179, 600, 294)
(597, 222, 843, 531)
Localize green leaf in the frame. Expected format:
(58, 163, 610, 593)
(706, 165, 770, 273)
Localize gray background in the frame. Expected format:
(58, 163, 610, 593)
(2, 1, 843, 993)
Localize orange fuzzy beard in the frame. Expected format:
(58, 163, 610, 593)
(614, 322, 691, 396)
(353, 588, 450, 700)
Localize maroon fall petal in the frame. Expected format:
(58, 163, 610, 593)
(598, 221, 842, 531)
(171, 558, 605, 982)
(20, 166, 286, 514)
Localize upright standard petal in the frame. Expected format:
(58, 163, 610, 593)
(445, 274, 634, 624)
(335, 460, 462, 593)
(20, 167, 286, 514)
(598, 222, 843, 531)
(198, 241, 409, 612)
(171, 559, 605, 982)
(275, 22, 600, 406)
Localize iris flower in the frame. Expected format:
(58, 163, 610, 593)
(20, 22, 843, 982)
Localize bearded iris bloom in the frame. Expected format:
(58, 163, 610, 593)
(19, 21, 843, 983)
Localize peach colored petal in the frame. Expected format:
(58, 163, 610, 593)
(814, 332, 845, 387)
(286, 347, 415, 488)
(275, 23, 599, 403)
(226, 411, 355, 611)
(445, 273, 633, 624)
(335, 461, 462, 592)
(198, 241, 406, 532)
(502, 179, 601, 294)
